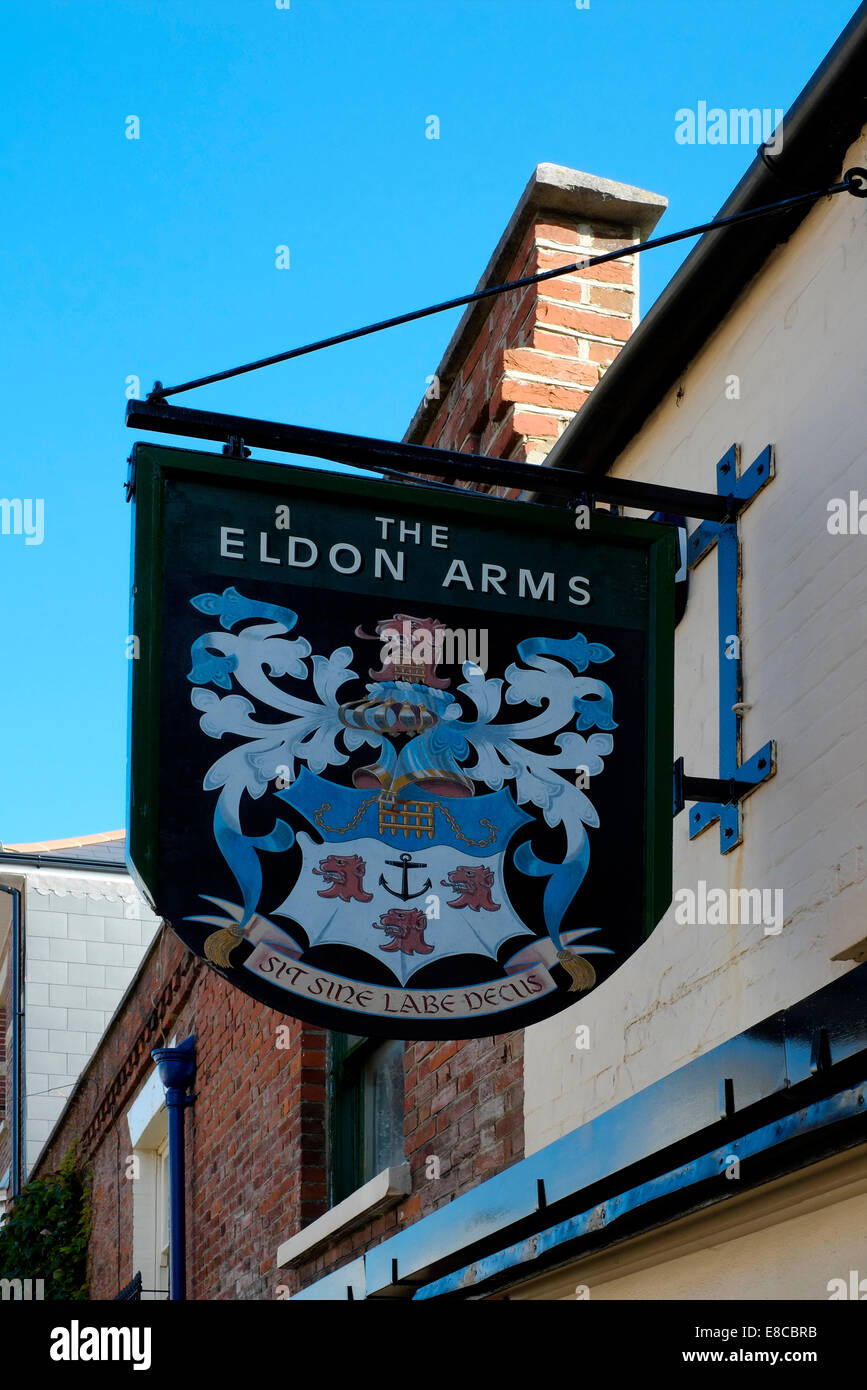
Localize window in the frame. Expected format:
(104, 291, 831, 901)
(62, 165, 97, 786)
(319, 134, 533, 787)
(126, 1067, 171, 1300)
(328, 1032, 405, 1205)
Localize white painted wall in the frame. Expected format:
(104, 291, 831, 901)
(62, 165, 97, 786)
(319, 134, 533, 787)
(524, 124, 867, 1153)
(24, 868, 160, 1170)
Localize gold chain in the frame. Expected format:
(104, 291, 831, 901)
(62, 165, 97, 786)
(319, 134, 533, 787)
(313, 797, 379, 834)
(435, 805, 498, 848)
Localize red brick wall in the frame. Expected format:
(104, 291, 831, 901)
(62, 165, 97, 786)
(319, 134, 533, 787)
(415, 213, 637, 468)
(406, 1033, 523, 1186)
(185, 972, 326, 1298)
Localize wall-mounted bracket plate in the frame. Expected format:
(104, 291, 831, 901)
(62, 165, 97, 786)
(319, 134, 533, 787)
(674, 444, 776, 853)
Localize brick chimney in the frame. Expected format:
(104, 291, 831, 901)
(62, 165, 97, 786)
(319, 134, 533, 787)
(404, 164, 667, 471)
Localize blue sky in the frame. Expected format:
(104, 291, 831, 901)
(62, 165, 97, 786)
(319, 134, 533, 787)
(0, 0, 858, 843)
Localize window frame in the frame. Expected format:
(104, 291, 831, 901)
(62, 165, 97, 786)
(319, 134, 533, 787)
(327, 1032, 405, 1206)
(154, 1133, 170, 1292)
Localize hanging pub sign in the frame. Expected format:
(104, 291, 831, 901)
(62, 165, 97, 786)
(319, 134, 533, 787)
(128, 442, 675, 1038)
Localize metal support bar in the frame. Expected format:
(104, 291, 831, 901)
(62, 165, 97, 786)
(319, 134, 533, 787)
(672, 756, 773, 813)
(125, 399, 739, 521)
(143, 169, 866, 407)
(674, 444, 776, 852)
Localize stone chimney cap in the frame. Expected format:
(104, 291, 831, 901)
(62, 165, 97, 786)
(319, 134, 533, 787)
(523, 163, 668, 235)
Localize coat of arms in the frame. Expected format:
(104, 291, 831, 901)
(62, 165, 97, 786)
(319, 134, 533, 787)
(181, 586, 618, 1034)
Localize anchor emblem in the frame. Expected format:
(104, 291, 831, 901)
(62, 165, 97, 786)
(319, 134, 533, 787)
(379, 852, 432, 902)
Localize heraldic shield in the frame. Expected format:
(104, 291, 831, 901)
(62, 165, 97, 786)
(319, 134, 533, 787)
(272, 771, 534, 984)
(177, 592, 623, 1036)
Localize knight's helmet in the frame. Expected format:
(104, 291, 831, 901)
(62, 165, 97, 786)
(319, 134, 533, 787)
(339, 614, 474, 799)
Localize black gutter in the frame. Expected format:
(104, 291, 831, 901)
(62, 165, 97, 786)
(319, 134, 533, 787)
(0, 852, 129, 874)
(545, 0, 867, 477)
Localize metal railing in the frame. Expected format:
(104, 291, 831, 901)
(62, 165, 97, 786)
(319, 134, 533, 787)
(114, 1271, 142, 1301)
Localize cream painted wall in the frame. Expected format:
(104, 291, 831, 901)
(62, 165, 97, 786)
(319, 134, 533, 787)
(524, 125, 867, 1153)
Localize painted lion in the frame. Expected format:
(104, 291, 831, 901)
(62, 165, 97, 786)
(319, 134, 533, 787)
(374, 907, 434, 955)
(441, 865, 500, 912)
(313, 853, 373, 903)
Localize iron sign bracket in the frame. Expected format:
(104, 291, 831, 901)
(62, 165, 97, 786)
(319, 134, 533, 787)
(124, 403, 777, 853)
(124, 399, 748, 523)
(222, 434, 251, 460)
(673, 443, 776, 853)
(672, 751, 775, 814)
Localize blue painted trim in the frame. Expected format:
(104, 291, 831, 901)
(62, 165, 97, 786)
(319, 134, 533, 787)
(413, 1081, 865, 1298)
(683, 444, 775, 852)
(151, 1035, 196, 1302)
(293, 963, 867, 1300)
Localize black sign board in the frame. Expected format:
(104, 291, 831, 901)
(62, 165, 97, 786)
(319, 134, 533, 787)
(128, 443, 675, 1037)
